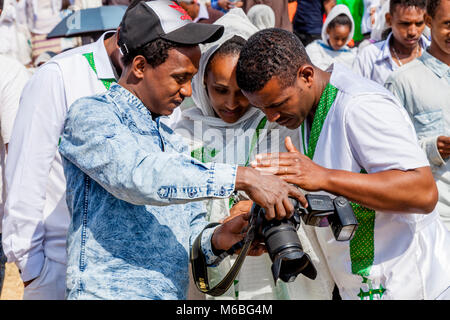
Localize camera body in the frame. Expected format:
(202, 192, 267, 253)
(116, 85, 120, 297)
(249, 194, 358, 284)
(297, 194, 359, 241)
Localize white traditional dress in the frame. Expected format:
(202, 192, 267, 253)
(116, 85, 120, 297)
(300, 63, 450, 300)
(174, 8, 335, 300)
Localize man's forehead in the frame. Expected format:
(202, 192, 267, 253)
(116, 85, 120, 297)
(243, 77, 290, 108)
(165, 45, 201, 70)
(434, 0, 450, 20)
(392, 5, 426, 18)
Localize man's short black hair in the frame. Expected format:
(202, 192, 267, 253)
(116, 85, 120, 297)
(426, 0, 441, 17)
(236, 28, 311, 93)
(121, 37, 192, 68)
(389, 0, 427, 14)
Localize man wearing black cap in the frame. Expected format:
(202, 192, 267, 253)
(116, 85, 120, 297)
(58, 0, 306, 299)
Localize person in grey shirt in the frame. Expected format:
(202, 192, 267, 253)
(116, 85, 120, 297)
(385, 0, 450, 229)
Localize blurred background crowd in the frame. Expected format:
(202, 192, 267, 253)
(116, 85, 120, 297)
(0, 0, 403, 72)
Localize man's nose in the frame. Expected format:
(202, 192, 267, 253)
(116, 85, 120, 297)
(263, 109, 280, 122)
(180, 82, 192, 97)
(226, 93, 249, 110)
(408, 25, 418, 36)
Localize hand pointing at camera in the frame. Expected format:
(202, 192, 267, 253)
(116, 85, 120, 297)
(251, 136, 330, 192)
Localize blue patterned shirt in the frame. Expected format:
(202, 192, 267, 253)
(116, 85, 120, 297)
(59, 83, 237, 299)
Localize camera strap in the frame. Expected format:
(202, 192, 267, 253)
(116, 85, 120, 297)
(190, 221, 255, 296)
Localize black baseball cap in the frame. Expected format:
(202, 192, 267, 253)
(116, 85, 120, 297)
(118, 0, 224, 55)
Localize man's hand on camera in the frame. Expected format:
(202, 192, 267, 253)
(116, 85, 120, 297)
(221, 200, 253, 223)
(234, 165, 307, 221)
(211, 212, 265, 256)
(250, 136, 330, 192)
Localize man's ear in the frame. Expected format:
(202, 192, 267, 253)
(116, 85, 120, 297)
(297, 65, 315, 88)
(131, 55, 147, 80)
(385, 12, 392, 27)
(425, 13, 432, 29)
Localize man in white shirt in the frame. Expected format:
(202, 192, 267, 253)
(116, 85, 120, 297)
(2, 0, 184, 300)
(353, 0, 429, 85)
(2, 29, 120, 301)
(385, 0, 450, 230)
(0, 54, 31, 296)
(236, 28, 450, 299)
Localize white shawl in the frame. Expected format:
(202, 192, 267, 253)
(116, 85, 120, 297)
(174, 8, 334, 301)
(175, 8, 297, 167)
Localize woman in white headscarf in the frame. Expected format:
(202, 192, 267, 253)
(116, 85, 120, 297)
(305, 4, 357, 71)
(174, 8, 334, 301)
(246, 4, 275, 30)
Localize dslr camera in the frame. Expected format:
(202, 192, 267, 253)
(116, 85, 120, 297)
(249, 194, 358, 283)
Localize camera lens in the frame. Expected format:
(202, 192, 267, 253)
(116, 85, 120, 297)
(272, 248, 317, 282)
(261, 219, 317, 282)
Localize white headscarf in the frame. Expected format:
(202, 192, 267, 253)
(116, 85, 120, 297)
(175, 8, 302, 167)
(174, 8, 281, 165)
(173, 9, 334, 301)
(247, 4, 275, 30)
(186, 8, 259, 126)
(321, 4, 355, 47)
(175, 7, 303, 162)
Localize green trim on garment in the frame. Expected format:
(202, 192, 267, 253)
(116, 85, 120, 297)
(82, 52, 116, 90)
(191, 146, 217, 163)
(301, 84, 338, 160)
(58, 53, 117, 147)
(300, 84, 376, 281)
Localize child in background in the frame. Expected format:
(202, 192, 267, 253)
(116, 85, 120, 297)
(306, 4, 357, 70)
